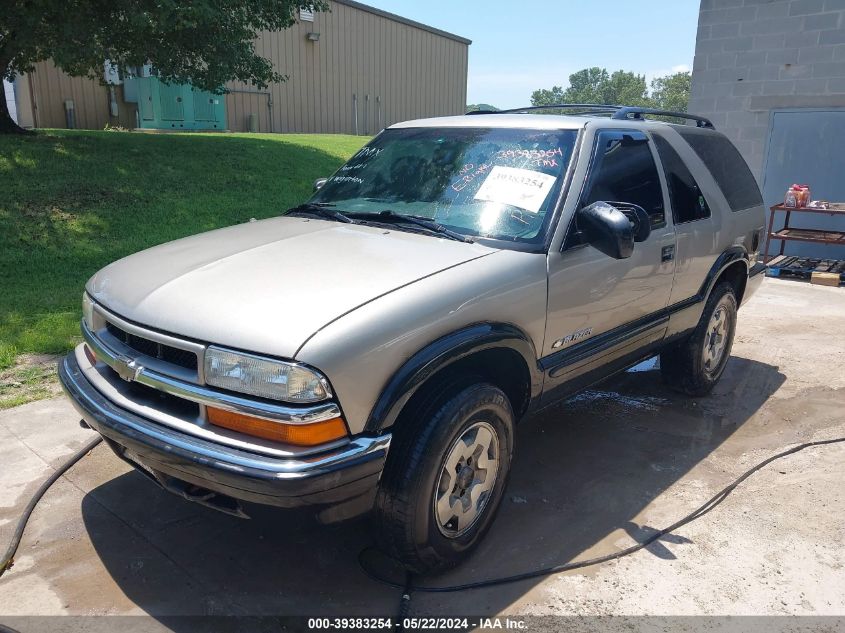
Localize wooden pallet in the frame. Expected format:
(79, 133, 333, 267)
(765, 255, 845, 284)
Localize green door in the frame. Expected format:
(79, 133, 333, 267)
(138, 79, 154, 121)
(159, 83, 185, 121)
(193, 89, 217, 121)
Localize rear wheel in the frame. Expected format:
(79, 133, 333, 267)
(661, 282, 737, 396)
(373, 382, 514, 574)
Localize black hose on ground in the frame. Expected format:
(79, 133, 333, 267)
(2, 431, 843, 624)
(360, 437, 845, 600)
(0, 435, 103, 578)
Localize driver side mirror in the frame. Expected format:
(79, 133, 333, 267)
(577, 201, 635, 259)
(313, 177, 328, 192)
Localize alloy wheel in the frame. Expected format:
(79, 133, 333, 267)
(433, 421, 500, 538)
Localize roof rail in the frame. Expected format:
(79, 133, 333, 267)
(466, 103, 715, 129)
(467, 104, 624, 116)
(611, 107, 714, 129)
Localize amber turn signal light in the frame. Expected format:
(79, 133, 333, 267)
(206, 407, 348, 446)
(83, 344, 97, 366)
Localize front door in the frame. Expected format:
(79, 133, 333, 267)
(542, 129, 676, 402)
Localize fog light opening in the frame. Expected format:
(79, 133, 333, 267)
(83, 344, 97, 366)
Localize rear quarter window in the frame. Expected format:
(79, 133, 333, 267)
(676, 128, 763, 212)
(653, 135, 711, 224)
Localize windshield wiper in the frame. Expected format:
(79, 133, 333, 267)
(351, 210, 473, 243)
(286, 202, 356, 224)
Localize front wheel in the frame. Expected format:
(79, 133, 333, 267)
(373, 382, 514, 574)
(661, 282, 738, 396)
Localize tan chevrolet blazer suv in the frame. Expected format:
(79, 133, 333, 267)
(60, 105, 766, 573)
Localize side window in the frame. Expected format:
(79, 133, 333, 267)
(676, 128, 763, 212)
(653, 135, 711, 224)
(581, 130, 666, 229)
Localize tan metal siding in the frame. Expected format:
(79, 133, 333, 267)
(223, 1, 468, 134)
(25, 0, 468, 133)
(26, 61, 137, 129)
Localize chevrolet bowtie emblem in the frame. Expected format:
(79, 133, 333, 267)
(113, 355, 143, 382)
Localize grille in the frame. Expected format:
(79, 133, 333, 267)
(124, 380, 201, 419)
(105, 322, 199, 371)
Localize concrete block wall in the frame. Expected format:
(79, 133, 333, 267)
(689, 0, 845, 182)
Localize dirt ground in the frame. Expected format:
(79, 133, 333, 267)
(0, 354, 62, 410)
(0, 277, 843, 631)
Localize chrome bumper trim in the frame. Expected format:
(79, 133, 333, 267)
(60, 354, 391, 477)
(82, 322, 341, 425)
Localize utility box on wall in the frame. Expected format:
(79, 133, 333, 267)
(136, 77, 226, 130)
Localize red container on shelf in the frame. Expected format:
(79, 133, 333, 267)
(799, 184, 811, 207)
(784, 184, 812, 208)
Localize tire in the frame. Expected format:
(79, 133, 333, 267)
(373, 382, 514, 574)
(661, 282, 738, 397)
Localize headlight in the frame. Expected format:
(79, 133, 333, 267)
(82, 293, 95, 331)
(204, 346, 331, 403)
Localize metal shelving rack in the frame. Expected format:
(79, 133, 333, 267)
(763, 203, 845, 264)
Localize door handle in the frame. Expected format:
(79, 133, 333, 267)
(661, 245, 675, 262)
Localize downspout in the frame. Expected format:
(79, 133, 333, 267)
(364, 94, 369, 136)
(28, 73, 39, 128)
(108, 86, 118, 118)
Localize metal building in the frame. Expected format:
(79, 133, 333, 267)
(13, 0, 470, 134)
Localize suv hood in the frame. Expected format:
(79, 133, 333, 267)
(87, 216, 494, 359)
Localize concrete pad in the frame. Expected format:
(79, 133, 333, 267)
(0, 278, 844, 627)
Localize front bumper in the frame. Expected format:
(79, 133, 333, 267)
(59, 353, 391, 522)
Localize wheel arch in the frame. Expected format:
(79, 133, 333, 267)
(702, 246, 749, 305)
(364, 323, 542, 434)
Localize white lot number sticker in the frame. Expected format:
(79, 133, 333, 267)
(473, 166, 557, 213)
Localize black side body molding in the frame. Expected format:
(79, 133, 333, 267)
(540, 245, 749, 378)
(539, 311, 669, 377)
(364, 323, 542, 433)
(365, 248, 749, 434)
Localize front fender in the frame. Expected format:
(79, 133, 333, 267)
(364, 322, 542, 433)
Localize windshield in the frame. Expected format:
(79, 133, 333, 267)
(309, 127, 578, 244)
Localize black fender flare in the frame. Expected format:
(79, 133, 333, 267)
(698, 245, 749, 302)
(364, 322, 542, 433)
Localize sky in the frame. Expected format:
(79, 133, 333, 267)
(364, 0, 701, 109)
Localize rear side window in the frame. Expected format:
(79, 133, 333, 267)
(676, 129, 763, 212)
(653, 135, 711, 224)
(581, 130, 666, 228)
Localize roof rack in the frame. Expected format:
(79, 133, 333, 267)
(466, 103, 715, 129)
(611, 107, 714, 129)
(467, 104, 624, 116)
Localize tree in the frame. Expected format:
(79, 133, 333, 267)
(529, 86, 566, 107)
(531, 67, 649, 107)
(650, 71, 692, 112)
(466, 103, 500, 113)
(0, 1, 325, 133)
(562, 67, 611, 104)
(602, 70, 650, 106)
(531, 67, 689, 113)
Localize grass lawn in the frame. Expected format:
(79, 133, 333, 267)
(0, 129, 367, 408)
